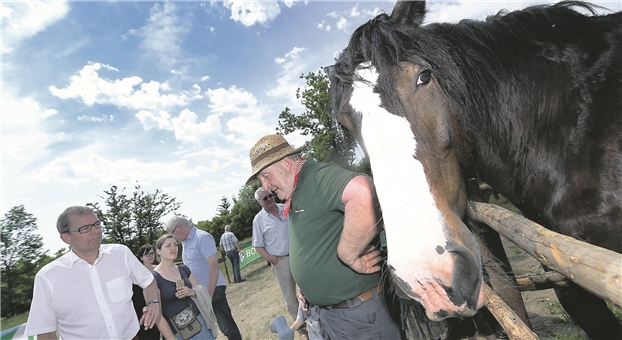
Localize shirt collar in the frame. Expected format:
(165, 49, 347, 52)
(184, 226, 197, 243)
(67, 245, 108, 266)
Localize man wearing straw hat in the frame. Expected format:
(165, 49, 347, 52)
(247, 134, 402, 339)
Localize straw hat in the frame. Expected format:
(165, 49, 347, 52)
(247, 134, 304, 184)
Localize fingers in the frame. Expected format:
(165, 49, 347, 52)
(362, 244, 376, 254)
(141, 307, 160, 329)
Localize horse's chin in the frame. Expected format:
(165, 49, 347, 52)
(392, 272, 485, 321)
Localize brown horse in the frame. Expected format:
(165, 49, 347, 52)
(329, 1, 621, 337)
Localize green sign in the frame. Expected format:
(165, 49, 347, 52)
(239, 242, 263, 269)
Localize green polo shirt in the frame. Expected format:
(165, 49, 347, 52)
(289, 160, 381, 306)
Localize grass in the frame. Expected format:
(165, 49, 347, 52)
(1, 313, 28, 331)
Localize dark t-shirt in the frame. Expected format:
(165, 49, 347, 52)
(152, 264, 200, 331)
(131, 284, 161, 340)
(289, 161, 381, 306)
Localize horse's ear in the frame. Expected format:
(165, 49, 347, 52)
(390, 0, 426, 27)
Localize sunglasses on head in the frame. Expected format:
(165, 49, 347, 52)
(262, 193, 273, 201)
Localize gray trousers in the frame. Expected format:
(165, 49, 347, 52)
(319, 290, 402, 340)
(272, 256, 299, 320)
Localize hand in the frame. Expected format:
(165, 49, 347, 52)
(297, 287, 308, 312)
(270, 255, 280, 265)
(175, 286, 195, 299)
(140, 303, 161, 330)
(348, 245, 382, 274)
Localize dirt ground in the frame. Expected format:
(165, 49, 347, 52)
(224, 237, 588, 340)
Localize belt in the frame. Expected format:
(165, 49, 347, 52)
(319, 284, 383, 309)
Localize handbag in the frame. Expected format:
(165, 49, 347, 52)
(170, 303, 202, 340)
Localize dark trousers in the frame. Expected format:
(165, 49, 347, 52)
(213, 285, 242, 340)
(555, 284, 622, 339)
(226, 250, 242, 282)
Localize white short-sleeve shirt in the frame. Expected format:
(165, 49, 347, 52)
(252, 203, 290, 257)
(25, 244, 155, 339)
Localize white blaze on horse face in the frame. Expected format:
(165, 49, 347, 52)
(351, 64, 454, 303)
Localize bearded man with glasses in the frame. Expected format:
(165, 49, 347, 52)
(25, 206, 162, 340)
(252, 188, 300, 329)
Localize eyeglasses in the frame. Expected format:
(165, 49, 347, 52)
(171, 225, 179, 234)
(145, 252, 155, 257)
(262, 193, 273, 201)
(65, 221, 102, 234)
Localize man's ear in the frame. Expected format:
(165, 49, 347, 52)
(60, 233, 71, 245)
(280, 157, 293, 171)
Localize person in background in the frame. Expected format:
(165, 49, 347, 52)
(24, 206, 161, 339)
(247, 134, 402, 339)
(219, 225, 245, 283)
(132, 244, 162, 340)
(165, 216, 243, 340)
(252, 188, 298, 322)
(152, 234, 216, 340)
(290, 300, 326, 340)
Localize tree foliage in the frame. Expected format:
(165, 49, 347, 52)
(1, 205, 52, 317)
(197, 182, 262, 246)
(87, 182, 180, 253)
(277, 68, 359, 168)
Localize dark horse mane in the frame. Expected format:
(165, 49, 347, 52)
(332, 1, 622, 246)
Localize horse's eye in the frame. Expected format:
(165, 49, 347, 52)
(417, 70, 431, 86)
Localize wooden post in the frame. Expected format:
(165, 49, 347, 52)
(484, 284, 539, 340)
(467, 217, 532, 327)
(468, 202, 622, 307)
(219, 252, 231, 283)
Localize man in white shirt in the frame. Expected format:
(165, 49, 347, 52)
(25, 206, 161, 340)
(252, 188, 298, 321)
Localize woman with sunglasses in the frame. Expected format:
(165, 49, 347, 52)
(132, 244, 162, 339)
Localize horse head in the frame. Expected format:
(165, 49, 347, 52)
(329, 0, 485, 320)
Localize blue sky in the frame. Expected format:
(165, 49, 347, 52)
(2, 0, 619, 254)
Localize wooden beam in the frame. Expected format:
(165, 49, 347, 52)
(484, 284, 538, 340)
(515, 272, 572, 292)
(468, 202, 622, 307)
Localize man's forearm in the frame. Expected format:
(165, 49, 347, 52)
(36, 332, 57, 340)
(338, 175, 381, 270)
(143, 279, 159, 303)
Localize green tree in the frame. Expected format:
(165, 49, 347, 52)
(277, 68, 358, 168)
(1, 205, 50, 317)
(88, 183, 180, 253)
(230, 181, 262, 240)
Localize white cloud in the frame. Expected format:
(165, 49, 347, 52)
(223, 0, 281, 26)
(136, 85, 268, 146)
(316, 20, 331, 32)
(136, 108, 222, 145)
(336, 17, 348, 31)
(34, 153, 204, 186)
(77, 115, 114, 122)
(49, 62, 202, 110)
(207, 86, 260, 116)
(1, 85, 64, 163)
(267, 47, 307, 104)
(1, 1, 69, 53)
(127, 2, 189, 68)
(136, 110, 173, 131)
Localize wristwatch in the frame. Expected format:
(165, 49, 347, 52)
(148, 299, 159, 305)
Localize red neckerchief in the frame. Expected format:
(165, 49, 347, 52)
(282, 158, 306, 218)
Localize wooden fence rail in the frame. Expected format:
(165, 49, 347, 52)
(467, 202, 622, 308)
